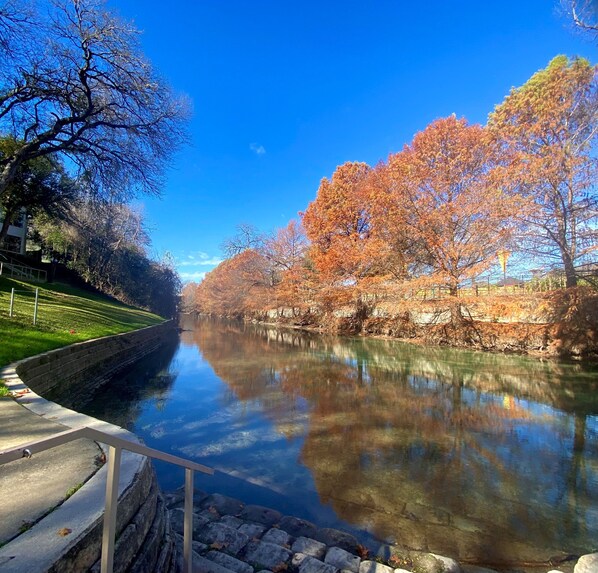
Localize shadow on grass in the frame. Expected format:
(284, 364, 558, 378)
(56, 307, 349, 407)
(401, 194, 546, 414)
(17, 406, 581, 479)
(0, 276, 164, 368)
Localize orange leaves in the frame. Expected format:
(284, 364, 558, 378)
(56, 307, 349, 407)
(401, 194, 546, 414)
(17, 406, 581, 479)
(488, 56, 598, 287)
(302, 162, 376, 284)
(195, 221, 310, 316)
(303, 162, 372, 243)
(489, 56, 596, 147)
(196, 249, 271, 316)
(193, 57, 597, 319)
(379, 116, 522, 293)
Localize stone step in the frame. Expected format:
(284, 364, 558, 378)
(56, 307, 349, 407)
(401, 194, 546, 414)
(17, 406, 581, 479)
(205, 549, 254, 573)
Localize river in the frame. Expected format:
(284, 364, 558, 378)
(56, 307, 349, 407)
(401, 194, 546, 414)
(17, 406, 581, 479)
(80, 317, 598, 568)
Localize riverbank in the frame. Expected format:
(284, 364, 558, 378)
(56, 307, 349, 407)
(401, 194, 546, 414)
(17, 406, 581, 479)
(0, 322, 178, 572)
(248, 288, 598, 360)
(164, 488, 597, 573)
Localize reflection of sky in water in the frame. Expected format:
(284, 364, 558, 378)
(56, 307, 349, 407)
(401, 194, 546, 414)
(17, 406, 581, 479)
(130, 343, 319, 501)
(81, 322, 598, 567)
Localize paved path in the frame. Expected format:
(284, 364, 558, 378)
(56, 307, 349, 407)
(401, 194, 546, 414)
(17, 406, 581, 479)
(0, 397, 101, 545)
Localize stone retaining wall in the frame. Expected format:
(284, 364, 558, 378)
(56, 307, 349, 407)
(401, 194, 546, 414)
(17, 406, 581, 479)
(0, 322, 179, 572)
(17, 321, 174, 408)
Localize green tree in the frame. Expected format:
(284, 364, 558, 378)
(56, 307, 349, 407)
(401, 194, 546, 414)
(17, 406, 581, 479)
(0, 137, 76, 247)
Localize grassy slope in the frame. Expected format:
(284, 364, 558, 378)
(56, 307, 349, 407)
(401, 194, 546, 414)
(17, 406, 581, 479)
(0, 276, 164, 368)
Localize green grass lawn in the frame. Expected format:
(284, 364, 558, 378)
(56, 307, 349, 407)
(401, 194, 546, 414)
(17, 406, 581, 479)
(0, 276, 164, 368)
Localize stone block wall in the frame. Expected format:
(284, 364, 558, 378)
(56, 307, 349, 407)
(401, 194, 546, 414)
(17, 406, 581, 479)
(17, 322, 173, 408)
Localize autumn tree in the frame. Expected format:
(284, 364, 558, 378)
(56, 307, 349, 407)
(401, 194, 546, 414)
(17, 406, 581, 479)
(196, 250, 271, 317)
(489, 56, 598, 287)
(263, 219, 307, 274)
(0, 0, 188, 203)
(212, 221, 310, 316)
(302, 162, 386, 290)
(263, 219, 310, 311)
(366, 161, 418, 283)
(181, 282, 199, 314)
(383, 116, 521, 298)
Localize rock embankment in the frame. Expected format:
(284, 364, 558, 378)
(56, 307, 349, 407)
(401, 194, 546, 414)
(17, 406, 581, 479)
(165, 489, 598, 573)
(165, 490, 458, 573)
(164, 490, 598, 573)
(256, 289, 598, 358)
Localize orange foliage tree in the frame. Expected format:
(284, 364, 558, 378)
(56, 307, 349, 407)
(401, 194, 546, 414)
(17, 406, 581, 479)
(192, 57, 598, 320)
(263, 219, 310, 312)
(380, 116, 521, 296)
(180, 282, 199, 313)
(489, 56, 598, 287)
(301, 162, 389, 309)
(196, 249, 271, 316)
(196, 221, 310, 317)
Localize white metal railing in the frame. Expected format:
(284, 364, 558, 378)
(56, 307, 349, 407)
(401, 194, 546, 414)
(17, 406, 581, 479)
(0, 260, 47, 282)
(0, 426, 214, 573)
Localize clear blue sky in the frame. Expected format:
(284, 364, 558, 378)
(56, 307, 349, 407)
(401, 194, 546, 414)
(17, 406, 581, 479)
(108, 0, 596, 282)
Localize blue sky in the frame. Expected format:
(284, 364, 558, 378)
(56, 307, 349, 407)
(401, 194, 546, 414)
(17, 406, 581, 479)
(108, 0, 596, 282)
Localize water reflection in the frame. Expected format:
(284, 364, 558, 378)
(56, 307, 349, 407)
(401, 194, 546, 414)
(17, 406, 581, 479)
(81, 329, 180, 426)
(84, 319, 598, 568)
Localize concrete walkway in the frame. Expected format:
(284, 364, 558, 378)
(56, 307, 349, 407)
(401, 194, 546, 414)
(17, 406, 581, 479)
(0, 361, 153, 573)
(0, 396, 101, 545)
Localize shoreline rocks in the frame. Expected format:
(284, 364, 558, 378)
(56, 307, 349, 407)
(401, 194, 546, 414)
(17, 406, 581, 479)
(165, 490, 598, 573)
(165, 490, 466, 573)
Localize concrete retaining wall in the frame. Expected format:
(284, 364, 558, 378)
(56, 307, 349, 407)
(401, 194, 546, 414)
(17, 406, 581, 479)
(0, 322, 179, 573)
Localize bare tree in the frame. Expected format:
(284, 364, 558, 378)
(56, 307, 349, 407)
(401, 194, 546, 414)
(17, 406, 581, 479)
(0, 0, 189, 202)
(561, 0, 598, 37)
(0, 0, 34, 57)
(221, 223, 266, 257)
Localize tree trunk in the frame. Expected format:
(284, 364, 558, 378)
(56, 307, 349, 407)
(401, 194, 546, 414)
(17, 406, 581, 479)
(448, 281, 462, 323)
(562, 251, 578, 288)
(0, 161, 19, 201)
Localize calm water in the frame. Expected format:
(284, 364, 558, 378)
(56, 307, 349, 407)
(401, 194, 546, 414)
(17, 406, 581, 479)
(80, 318, 598, 568)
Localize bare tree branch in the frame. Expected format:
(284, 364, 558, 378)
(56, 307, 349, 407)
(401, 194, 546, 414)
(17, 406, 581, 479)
(561, 0, 598, 38)
(0, 0, 189, 203)
(221, 223, 266, 257)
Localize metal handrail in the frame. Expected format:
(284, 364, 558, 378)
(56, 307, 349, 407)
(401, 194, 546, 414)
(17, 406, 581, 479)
(0, 425, 213, 573)
(0, 260, 47, 282)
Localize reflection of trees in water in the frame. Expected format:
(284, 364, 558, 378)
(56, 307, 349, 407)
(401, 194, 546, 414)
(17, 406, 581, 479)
(191, 319, 598, 566)
(80, 329, 180, 430)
